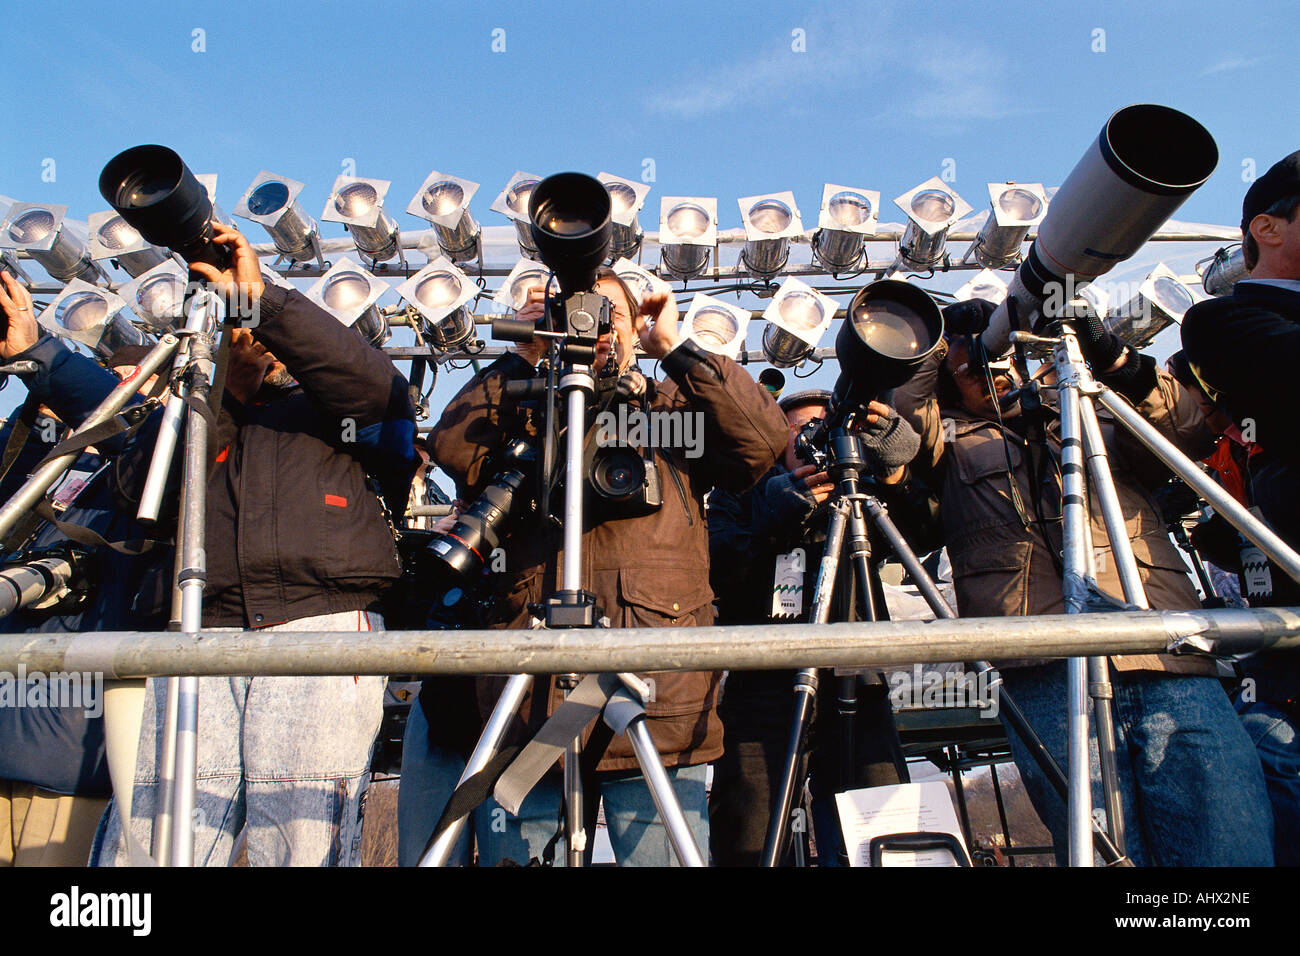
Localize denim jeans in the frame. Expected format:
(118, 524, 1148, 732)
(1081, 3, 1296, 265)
(1235, 697, 1300, 866)
(999, 661, 1273, 866)
(475, 763, 710, 867)
(397, 695, 472, 867)
(91, 611, 386, 867)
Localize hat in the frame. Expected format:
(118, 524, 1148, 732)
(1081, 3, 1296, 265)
(777, 388, 832, 413)
(1242, 150, 1300, 232)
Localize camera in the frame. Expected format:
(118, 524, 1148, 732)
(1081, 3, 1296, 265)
(425, 436, 537, 588)
(491, 172, 615, 366)
(99, 145, 231, 270)
(585, 443, 662, 519)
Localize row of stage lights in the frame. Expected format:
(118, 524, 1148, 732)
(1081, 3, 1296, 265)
(0, 170, 1200, 369)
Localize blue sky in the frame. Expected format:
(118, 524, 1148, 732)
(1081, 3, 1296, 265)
(2, 0, 1298, 421)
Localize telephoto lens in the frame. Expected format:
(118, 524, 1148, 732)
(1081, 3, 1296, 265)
(426, 437, 536, 583)
(528, 173, 613, 295)
(99, 145, 231, 270)
(831, 279, 945, 411)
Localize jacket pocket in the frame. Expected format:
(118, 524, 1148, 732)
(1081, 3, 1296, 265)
(617, 567, 716, 717)
(949, 540, 1032, 618)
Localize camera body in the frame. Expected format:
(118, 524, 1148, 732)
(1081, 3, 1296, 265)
(585, 442, 662, 519)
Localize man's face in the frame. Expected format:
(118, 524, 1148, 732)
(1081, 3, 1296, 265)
(943, 337, 1018, 419)
(593, 276, 636, 377)
(782, 401, 827, 471)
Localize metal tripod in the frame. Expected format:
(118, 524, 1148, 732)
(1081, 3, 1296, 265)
(422, 347, 704, 867)
(1010, 318, 1300, 866)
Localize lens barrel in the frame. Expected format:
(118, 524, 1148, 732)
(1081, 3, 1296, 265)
(100, 145, 230, 270)
(528, 173, 613, 294)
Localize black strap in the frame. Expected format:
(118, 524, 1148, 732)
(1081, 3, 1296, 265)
(33, 403, 155, 469)
(422, 745, 522, 859)
(31, 500, 164, 556)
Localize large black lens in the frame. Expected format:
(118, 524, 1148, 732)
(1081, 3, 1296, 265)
(590, 448, 645, 501)
(100, 145, 229, 269)
(833, 280, 944, 407)
(528, 173, 612, 294)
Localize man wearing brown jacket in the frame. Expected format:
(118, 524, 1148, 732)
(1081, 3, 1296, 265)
(428, 275, 787, 865)
(895, 299, 1273, 865)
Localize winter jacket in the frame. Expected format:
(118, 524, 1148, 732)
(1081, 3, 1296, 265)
(429, 340, 787, 772)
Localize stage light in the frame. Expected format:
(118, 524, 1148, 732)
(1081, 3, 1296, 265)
(760, 277, 835, 367)
(490, 171, 543, 260)
(194, 174, 234, 226)
(0, 197, 31, 284)
(37, 279, 145, 357)
(893, 178, 971, 271)
(658, 196, 717, 280)
(87, 210, 169, 277)
(406, 170, 481, 263)
(682, 293, 749, 359)
(306, 255, 392, 348)
(738, 191, 803, 278)
(598, 172, 651, 262)
(969, 182, 1048, 269)
(0, 202, 104, 283)
(1200, 245, 1247, 296)
(493, 258, 554, 312)
(396, 256, 477, 350)
(321, 175, 402, 265)
(119, 259, 188, 331)
(611, 256, 671, 311)
(235, 170, 321, 264)
(1106, 263, 1196, 349)
(953, 268, 1009, 304)
(812, 184, 879, 271)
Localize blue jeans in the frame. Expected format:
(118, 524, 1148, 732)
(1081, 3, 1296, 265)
(1235, 697, 1300, 866)
(397, 696, 473, 867)
(92, 611, 385, 867)
(999, 661, 1273, 866)
(476, 764, 710, 867)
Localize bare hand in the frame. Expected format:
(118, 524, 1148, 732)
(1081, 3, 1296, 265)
(224, 328, 275, 404)
(791, 464, 834, 504)
(634, 291, 682, 360)
(511, 287, 547, 366)
(0, 271, 41, 360)
(187, 222, 264, 311)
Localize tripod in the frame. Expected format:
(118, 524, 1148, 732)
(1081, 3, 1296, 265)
(421, 341, 704, 867)
(761, 408, 1137, 867)
(1006, 317, 1300, 865)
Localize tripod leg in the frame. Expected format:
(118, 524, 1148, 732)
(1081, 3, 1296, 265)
(604, 690, 705, 867)
(761, 500, 851, 867)
(760, 669, 817, 867)
(420, 673, 533, 866)
(1057, 372, 1095, 867)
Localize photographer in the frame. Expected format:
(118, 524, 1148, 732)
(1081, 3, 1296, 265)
(0, 223, 418, 866)
(893, 298, 1273, 865)
(1181, 149, 1300, 864)
(0, 326, 168, 866)
(707, 387, 925, 866)
(428, 275, 787, 866)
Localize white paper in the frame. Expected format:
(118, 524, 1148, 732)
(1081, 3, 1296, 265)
(835, 781, 968, 867)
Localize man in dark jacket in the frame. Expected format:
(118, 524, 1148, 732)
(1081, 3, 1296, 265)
(428, 275, 787, 865)
(2, 221, 417, 866)
(895, 300, 1272, 865)
(1181, 149, 1300, 865)
(706, 388, 922, 866)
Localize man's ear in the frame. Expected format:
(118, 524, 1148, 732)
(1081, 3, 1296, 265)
(1251, 213, 1284, 252)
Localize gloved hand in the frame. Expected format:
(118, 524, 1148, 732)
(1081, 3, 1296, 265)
(858, 405, 921, 474)
(940, 298, 997, 337)
(1073, 311, 1127, 371)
